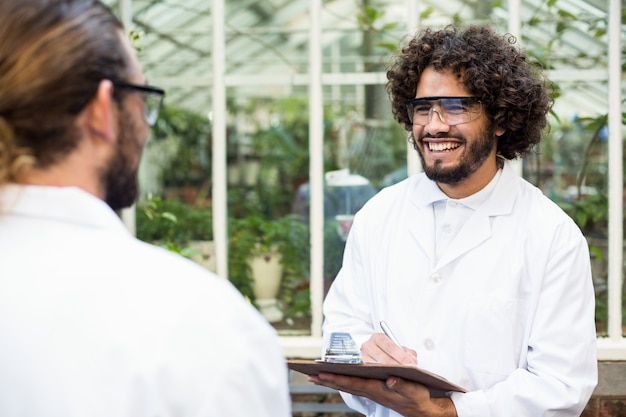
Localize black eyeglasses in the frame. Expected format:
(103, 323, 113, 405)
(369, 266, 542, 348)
(406, 96, 482, 126)
(113, 81, 165, 126)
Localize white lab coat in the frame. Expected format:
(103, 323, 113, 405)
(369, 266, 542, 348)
(0, 185, 291, 417)
(323, 162, 597, 417)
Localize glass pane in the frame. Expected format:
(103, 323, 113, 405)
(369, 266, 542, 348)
(317, 99, 408, 295)
(318, 4, 409, 295)
(135, 103, 214, 264)
(111, 1, 216, 299)
(524, 80, 609, 335)
(226, 93, 312, 335)
(512, 0, 614, 337)
(133, 0, 211, 111)
(225, 2, 310, 78)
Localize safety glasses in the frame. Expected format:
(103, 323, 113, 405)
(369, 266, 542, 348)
(406, 96, 482, 126)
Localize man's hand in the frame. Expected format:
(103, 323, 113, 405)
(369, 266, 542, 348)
(308, 372, 457, 417)
(308, 333, 456, 416)
(361, 333, 418, 365)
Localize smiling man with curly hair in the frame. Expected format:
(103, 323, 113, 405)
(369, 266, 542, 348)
(313, 25, 597, 417)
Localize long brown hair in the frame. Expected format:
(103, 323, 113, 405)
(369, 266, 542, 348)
(0, 0, 131, 185)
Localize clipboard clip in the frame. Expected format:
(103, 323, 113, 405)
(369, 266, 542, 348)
(322, 332, 363, 364)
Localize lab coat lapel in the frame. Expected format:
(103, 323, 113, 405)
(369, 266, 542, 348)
(407, 176, 446, 264)
(435, 209, 491, 269)
(435, 163, 519, 270)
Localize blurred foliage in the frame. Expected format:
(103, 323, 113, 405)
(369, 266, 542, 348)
(228, 214, 310, 316)
(151, 105, 211, 188)
(136, 195, 213, 246)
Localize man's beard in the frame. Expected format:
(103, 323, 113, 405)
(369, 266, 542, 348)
(102, 113, 143, 211)
(415, 123, 497, 185)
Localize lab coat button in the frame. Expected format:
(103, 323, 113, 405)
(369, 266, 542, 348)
(424, 339, 435, 350)
(431, 273, 442, 282)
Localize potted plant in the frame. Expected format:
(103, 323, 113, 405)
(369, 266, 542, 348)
(228, 214, 309, 323)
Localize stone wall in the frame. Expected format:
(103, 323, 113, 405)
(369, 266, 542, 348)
(582, 361, 626, 417)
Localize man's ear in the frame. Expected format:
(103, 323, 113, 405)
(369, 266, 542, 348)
(495, 126, 505, 137)
(82, 79, 116, 143)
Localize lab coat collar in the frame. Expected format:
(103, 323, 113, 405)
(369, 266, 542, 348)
(474, 161, 518, 217)
(409, 161, 518, 215)
(407, 162, 520, 268)
(0, 184, 130, 235)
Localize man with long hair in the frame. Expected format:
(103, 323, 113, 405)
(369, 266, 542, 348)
(0, 1, 290, 416)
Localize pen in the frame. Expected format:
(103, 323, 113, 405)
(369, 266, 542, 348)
(379, 321, 402, 346)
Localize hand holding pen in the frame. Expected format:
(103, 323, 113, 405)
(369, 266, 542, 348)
(360, 321, 418, 365)
(380, 321, 402, 346)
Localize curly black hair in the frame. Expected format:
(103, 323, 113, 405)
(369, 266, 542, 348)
(386, 25, 553, 160)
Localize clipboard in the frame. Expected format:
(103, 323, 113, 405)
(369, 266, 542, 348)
(287, 359, 467, 397)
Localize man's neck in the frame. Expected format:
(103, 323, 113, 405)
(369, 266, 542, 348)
(20, 157, 104, 200)
(436, 158, 500, 199)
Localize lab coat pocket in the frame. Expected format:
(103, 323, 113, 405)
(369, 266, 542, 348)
(464, 293, 528, 381)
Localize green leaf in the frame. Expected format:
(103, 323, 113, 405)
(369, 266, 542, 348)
(376, 42, 398, 52)
(179, 247, 199, 259)
(527, 16, 540, 27)
(589, 245, 604, 262)
(364, 5, 384, 23)
(128, 28, 144, 52)
(549, 109, 562, 124)
(161, 212, 178, 223)
(557, 8, 577, 19)
(582, 114, 607, 132)
(575, 211, 589, 228)
(420, 7, 434, 20)
(380, 22, 398, 31)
